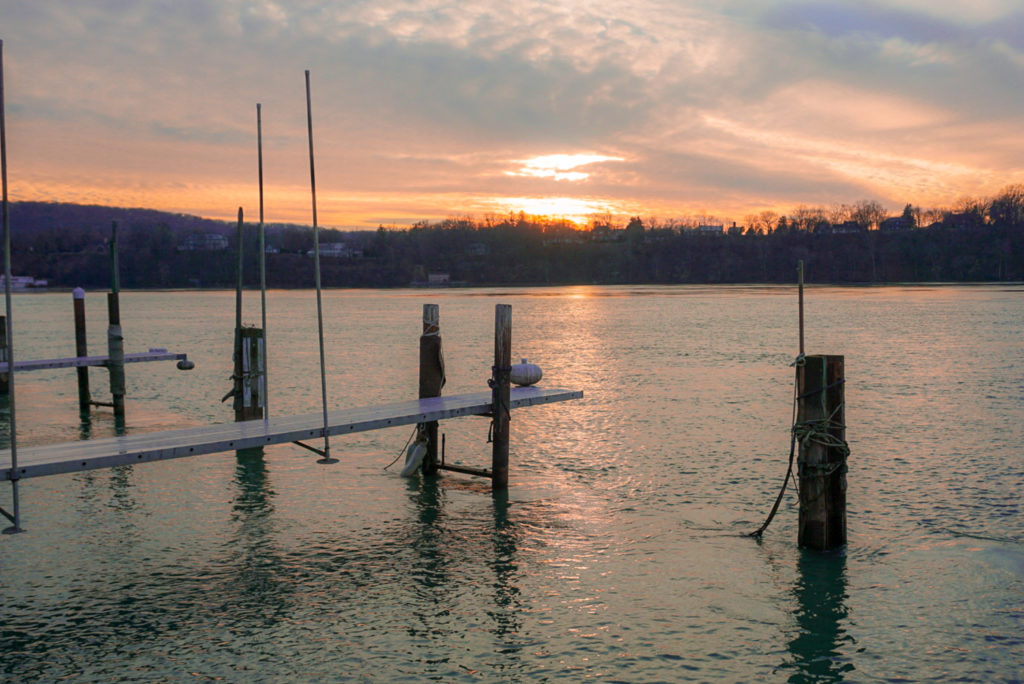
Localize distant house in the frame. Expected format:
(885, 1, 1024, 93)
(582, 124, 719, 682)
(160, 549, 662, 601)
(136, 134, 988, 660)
(942, 212, 985, 231)
(307, 242, 362, 258)
(833, 221, 866, 234)
(468, 242, 488, 256)
(178, 233, 229, 251)
(880, 217, 911, 232)
(428, 272, 450, 286)
(0, 275, 48, 290)
(589, 225, 622, 242)
(698, 224, 724, 234)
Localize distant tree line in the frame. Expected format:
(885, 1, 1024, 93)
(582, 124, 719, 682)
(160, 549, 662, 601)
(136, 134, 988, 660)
(5, 185, 1024, 289)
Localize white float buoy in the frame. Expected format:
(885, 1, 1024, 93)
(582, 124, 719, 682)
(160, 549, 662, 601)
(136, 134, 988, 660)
(510, 358, 542, 386)
(400, 439, 428, 477)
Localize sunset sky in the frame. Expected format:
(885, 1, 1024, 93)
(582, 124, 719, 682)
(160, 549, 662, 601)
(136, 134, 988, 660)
(2, 1, 1022, 229)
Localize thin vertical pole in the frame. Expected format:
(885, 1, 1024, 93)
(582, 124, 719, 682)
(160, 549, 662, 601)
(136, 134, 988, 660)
(73, 287, 90, 412)
(1, 39, 23, 533)
(798, 260, 805, 357)
(491, 304, 512, 490)
(232, 207, 244, 420)
(106, 221, 125, 420)
(305, 70, 334, 464)
(0, 315, 8, 394)
(256, 102, 268, 418)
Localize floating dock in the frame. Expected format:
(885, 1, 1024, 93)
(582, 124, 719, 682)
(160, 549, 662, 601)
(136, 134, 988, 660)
(0, 349, 189, 373)
(1, 386, 581, 481)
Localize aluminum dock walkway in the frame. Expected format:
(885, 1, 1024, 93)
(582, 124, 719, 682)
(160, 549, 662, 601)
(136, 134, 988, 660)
(1, 386, 582, 481)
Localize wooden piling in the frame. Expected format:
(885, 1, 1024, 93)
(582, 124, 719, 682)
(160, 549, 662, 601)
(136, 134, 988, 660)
(491, 304, 512, 490)
(418, 304, 444, 474)
(235, 326, 265, 423)
(106, 291, 125, 419)
(72, 288, 90, 412)
(796, 354, 847, 550)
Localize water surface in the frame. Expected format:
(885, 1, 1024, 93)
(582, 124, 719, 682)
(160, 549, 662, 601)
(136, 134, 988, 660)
(1, 285, 1021, 681)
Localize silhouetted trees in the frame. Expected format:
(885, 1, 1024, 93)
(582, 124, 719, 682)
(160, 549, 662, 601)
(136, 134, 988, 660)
(6, 189, 1024, 288)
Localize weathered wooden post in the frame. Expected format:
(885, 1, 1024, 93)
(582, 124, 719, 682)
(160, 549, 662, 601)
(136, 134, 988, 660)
(72, 287, 91, 412)
(491, 304, 512, 490)
(106, 222, 126, 420)
(796, 355, 847, 550)
(418, 304, 445, 474)
(235, 326, 265, 423)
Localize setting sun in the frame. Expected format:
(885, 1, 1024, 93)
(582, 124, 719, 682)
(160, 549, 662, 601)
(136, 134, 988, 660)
(506, 154, 625, 182)
(491, 196, 621, 224)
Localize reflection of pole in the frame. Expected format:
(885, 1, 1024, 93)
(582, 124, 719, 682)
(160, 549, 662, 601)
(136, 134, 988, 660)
(788, 551, 849, 680)
(0, 39, 22, 533)
(491, 304, 511, 490)
(107, 222, 125, 420)
(73, 287, 90, 412)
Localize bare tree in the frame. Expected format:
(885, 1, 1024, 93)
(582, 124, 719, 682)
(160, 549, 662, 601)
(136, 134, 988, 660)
(851, 200, 887, 230)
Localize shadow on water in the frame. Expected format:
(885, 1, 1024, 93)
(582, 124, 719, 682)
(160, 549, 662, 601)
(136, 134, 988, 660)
(782, 549, 855, 683)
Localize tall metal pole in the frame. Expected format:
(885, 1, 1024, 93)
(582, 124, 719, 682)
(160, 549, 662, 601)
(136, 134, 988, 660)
(256, 102, 268, 418)
(233, 207, 244, 419)
(107, 221, 125, 420)
(305, 70, 335, 464)
(0, 39, 23, 533)
(798, 260, 805, 357)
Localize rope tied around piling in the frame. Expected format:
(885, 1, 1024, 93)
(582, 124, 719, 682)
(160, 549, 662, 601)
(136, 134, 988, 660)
(486, 365, 512, 443)
(747, 366, 850, 540)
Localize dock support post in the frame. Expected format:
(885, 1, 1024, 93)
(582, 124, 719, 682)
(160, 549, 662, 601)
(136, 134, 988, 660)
(106, 292, 125, 419)
(73, 287, 91, 412)
(418, 304, 444, 474)
(796, 354, 847, 550)
(234, 326, 265, 423)
(491, 304, 511, 490)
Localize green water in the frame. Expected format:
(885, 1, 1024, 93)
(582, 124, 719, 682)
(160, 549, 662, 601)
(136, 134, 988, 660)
(1, 285, 1022, 681)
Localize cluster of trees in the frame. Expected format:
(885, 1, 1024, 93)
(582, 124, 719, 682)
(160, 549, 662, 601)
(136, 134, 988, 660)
(6, 184, 1023, 289)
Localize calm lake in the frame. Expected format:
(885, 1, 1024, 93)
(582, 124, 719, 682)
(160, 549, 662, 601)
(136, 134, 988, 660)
(1, 284, 1022, 681)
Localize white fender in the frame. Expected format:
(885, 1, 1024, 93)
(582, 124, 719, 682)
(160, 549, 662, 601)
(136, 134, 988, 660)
(510, 358, 543, 386)
(400, 440, 428, 477)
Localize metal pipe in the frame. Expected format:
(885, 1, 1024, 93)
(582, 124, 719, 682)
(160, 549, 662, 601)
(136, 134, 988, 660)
(256, 102, 268, 418)
(305, 70, 335, 464)
(798, 259, 805, 357)
(0, 39, 22, 533)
